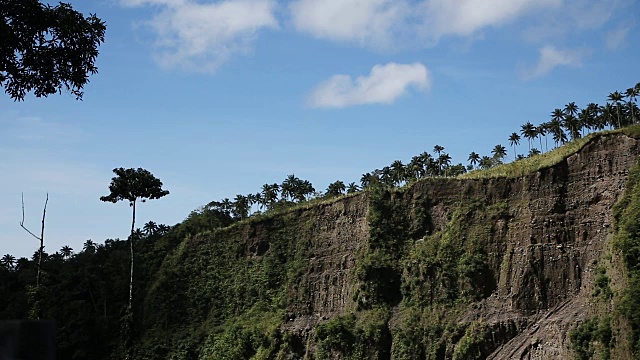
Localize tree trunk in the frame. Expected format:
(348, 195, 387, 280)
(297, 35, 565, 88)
(129, 200, 136, 309)
(36, 194, 48, 288)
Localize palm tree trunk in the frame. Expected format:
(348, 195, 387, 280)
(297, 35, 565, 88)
(129, 200, 136, 309)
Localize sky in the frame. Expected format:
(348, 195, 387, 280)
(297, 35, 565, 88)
(1, 0, 640, 258)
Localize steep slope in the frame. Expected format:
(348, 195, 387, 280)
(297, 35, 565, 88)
(134, 130, 640, 360)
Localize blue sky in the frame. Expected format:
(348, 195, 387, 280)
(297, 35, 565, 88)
(1, 0, 639, 258)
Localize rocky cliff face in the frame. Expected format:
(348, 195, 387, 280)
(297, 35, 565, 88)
(138, 132, 640, 359)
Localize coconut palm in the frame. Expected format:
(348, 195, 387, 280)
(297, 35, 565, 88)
(433, 145, 445, 176)
(390, 160, 406, 186)
(479, 156, 493, 170)
(261, 183, 279, 210)
(468, 152, 480, 169)
(143, 221, 157, 236)
(438, 153, 452, 176)
(1, 254, 16, 270)
(83, 239, 96, 253)
(491, 145, 507, 164)
(346, 182, 360, 194)
(608, 91, 624, 128)
(326, 180, 346, 197)
(280, 174, 298, 201)
(528, 148, 541, 157)
(520, 122, 536, 151)
(508, 133, 520, 160)
(60, 245, 73, 259)
(233, 194, 249, 220)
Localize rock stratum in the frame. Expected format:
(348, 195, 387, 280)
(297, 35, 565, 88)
(135, 131, 640, 359)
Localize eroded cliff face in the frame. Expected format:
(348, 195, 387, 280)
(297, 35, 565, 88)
(138, 133, 640, 359)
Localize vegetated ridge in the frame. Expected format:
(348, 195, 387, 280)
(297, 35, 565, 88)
(128, 127, 640, 359)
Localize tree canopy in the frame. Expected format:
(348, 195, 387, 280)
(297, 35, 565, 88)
(100, 168, 169, 205)
(0, 0, 106, 100)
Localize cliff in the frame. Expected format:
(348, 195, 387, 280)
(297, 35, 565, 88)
(134, 130, 640, 359)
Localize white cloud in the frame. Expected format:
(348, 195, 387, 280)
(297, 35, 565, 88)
(308, 63, 430, 108)
(605, 25, 631, 50)
(122, 0, 278, 72)
(523, 46, 585, 79)
(289, 0, 560, 49)
(289, 0, 409, 49)
(421, 0, 560, 38)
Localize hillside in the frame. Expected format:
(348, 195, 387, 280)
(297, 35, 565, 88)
(126, 128, 640, 359)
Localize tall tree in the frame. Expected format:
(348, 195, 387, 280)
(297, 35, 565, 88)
(60, 245, 73, 259)
(520, 122, 536, 151)
(468, 152, 480, 169)
(99, 168, 169, 309)
(508, 133, 520, 160)
(1, 254, 16, 270)
(19, 192, 48, 287)
(390, 160, 405, 186)
(608, 91, 624, 128)
(1, 0, 106, 100)
(491, 144, 507, 164)
(326, 180, 346, 198)
(626, 86, 639, 124)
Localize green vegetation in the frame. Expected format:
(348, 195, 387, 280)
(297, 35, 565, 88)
(570, 317, 612, 360)
(613, 157, 640, 358)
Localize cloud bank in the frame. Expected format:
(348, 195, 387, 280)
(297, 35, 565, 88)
(309, 63, 430, 108)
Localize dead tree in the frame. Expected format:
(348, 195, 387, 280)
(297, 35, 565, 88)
(20, 192, 48, 287)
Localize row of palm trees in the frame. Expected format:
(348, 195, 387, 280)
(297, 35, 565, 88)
(184, 82, 640, 225)
(508, 83, 640, 159)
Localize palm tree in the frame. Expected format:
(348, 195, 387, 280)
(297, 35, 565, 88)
(468, 152, 480, 169)
(419, 152, 435, 176)
(298, 180, 315, 201)
(261, 183, 279, 210)
(83, 239, 96, 253)
(608, 91, 624, 128)
(625, 86, 639, 124)
(563, 114, 581, 140)
(346, 182, 360, 194)
(528, 148, 541, 157)
(491, 144, 507, 164)
(60, 245, 73, 259)
(508, 133, 520, 160)
(600, 103, 616, 129)
(390, 160, 405, 186)
(380, 166, 393, 186)
(360, 173, 373, 189)
(520, 122, 536, 151)
(281, 174, 298, 201)
(326, 180, 346, 197)
(233, 194, 249, 220)
(433, 145, 445, 175)
(1, 254, 16, 270)
(535, 124, 546, 152)
(407, 156, 423, 180)
(479, 156, 493, 170)
(438, 153, 452, 176)
(143, 221, 157, 236)
(564, 102, 579, 118)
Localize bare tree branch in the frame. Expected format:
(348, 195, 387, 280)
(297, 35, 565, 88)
(20, 192, 41, 241)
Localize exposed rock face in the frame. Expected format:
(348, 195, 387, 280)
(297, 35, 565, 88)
(141, 133, 640, 359)
(287, 133, 638, 358)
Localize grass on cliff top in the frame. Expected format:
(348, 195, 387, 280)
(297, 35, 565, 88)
(459, 125, 640, 180)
